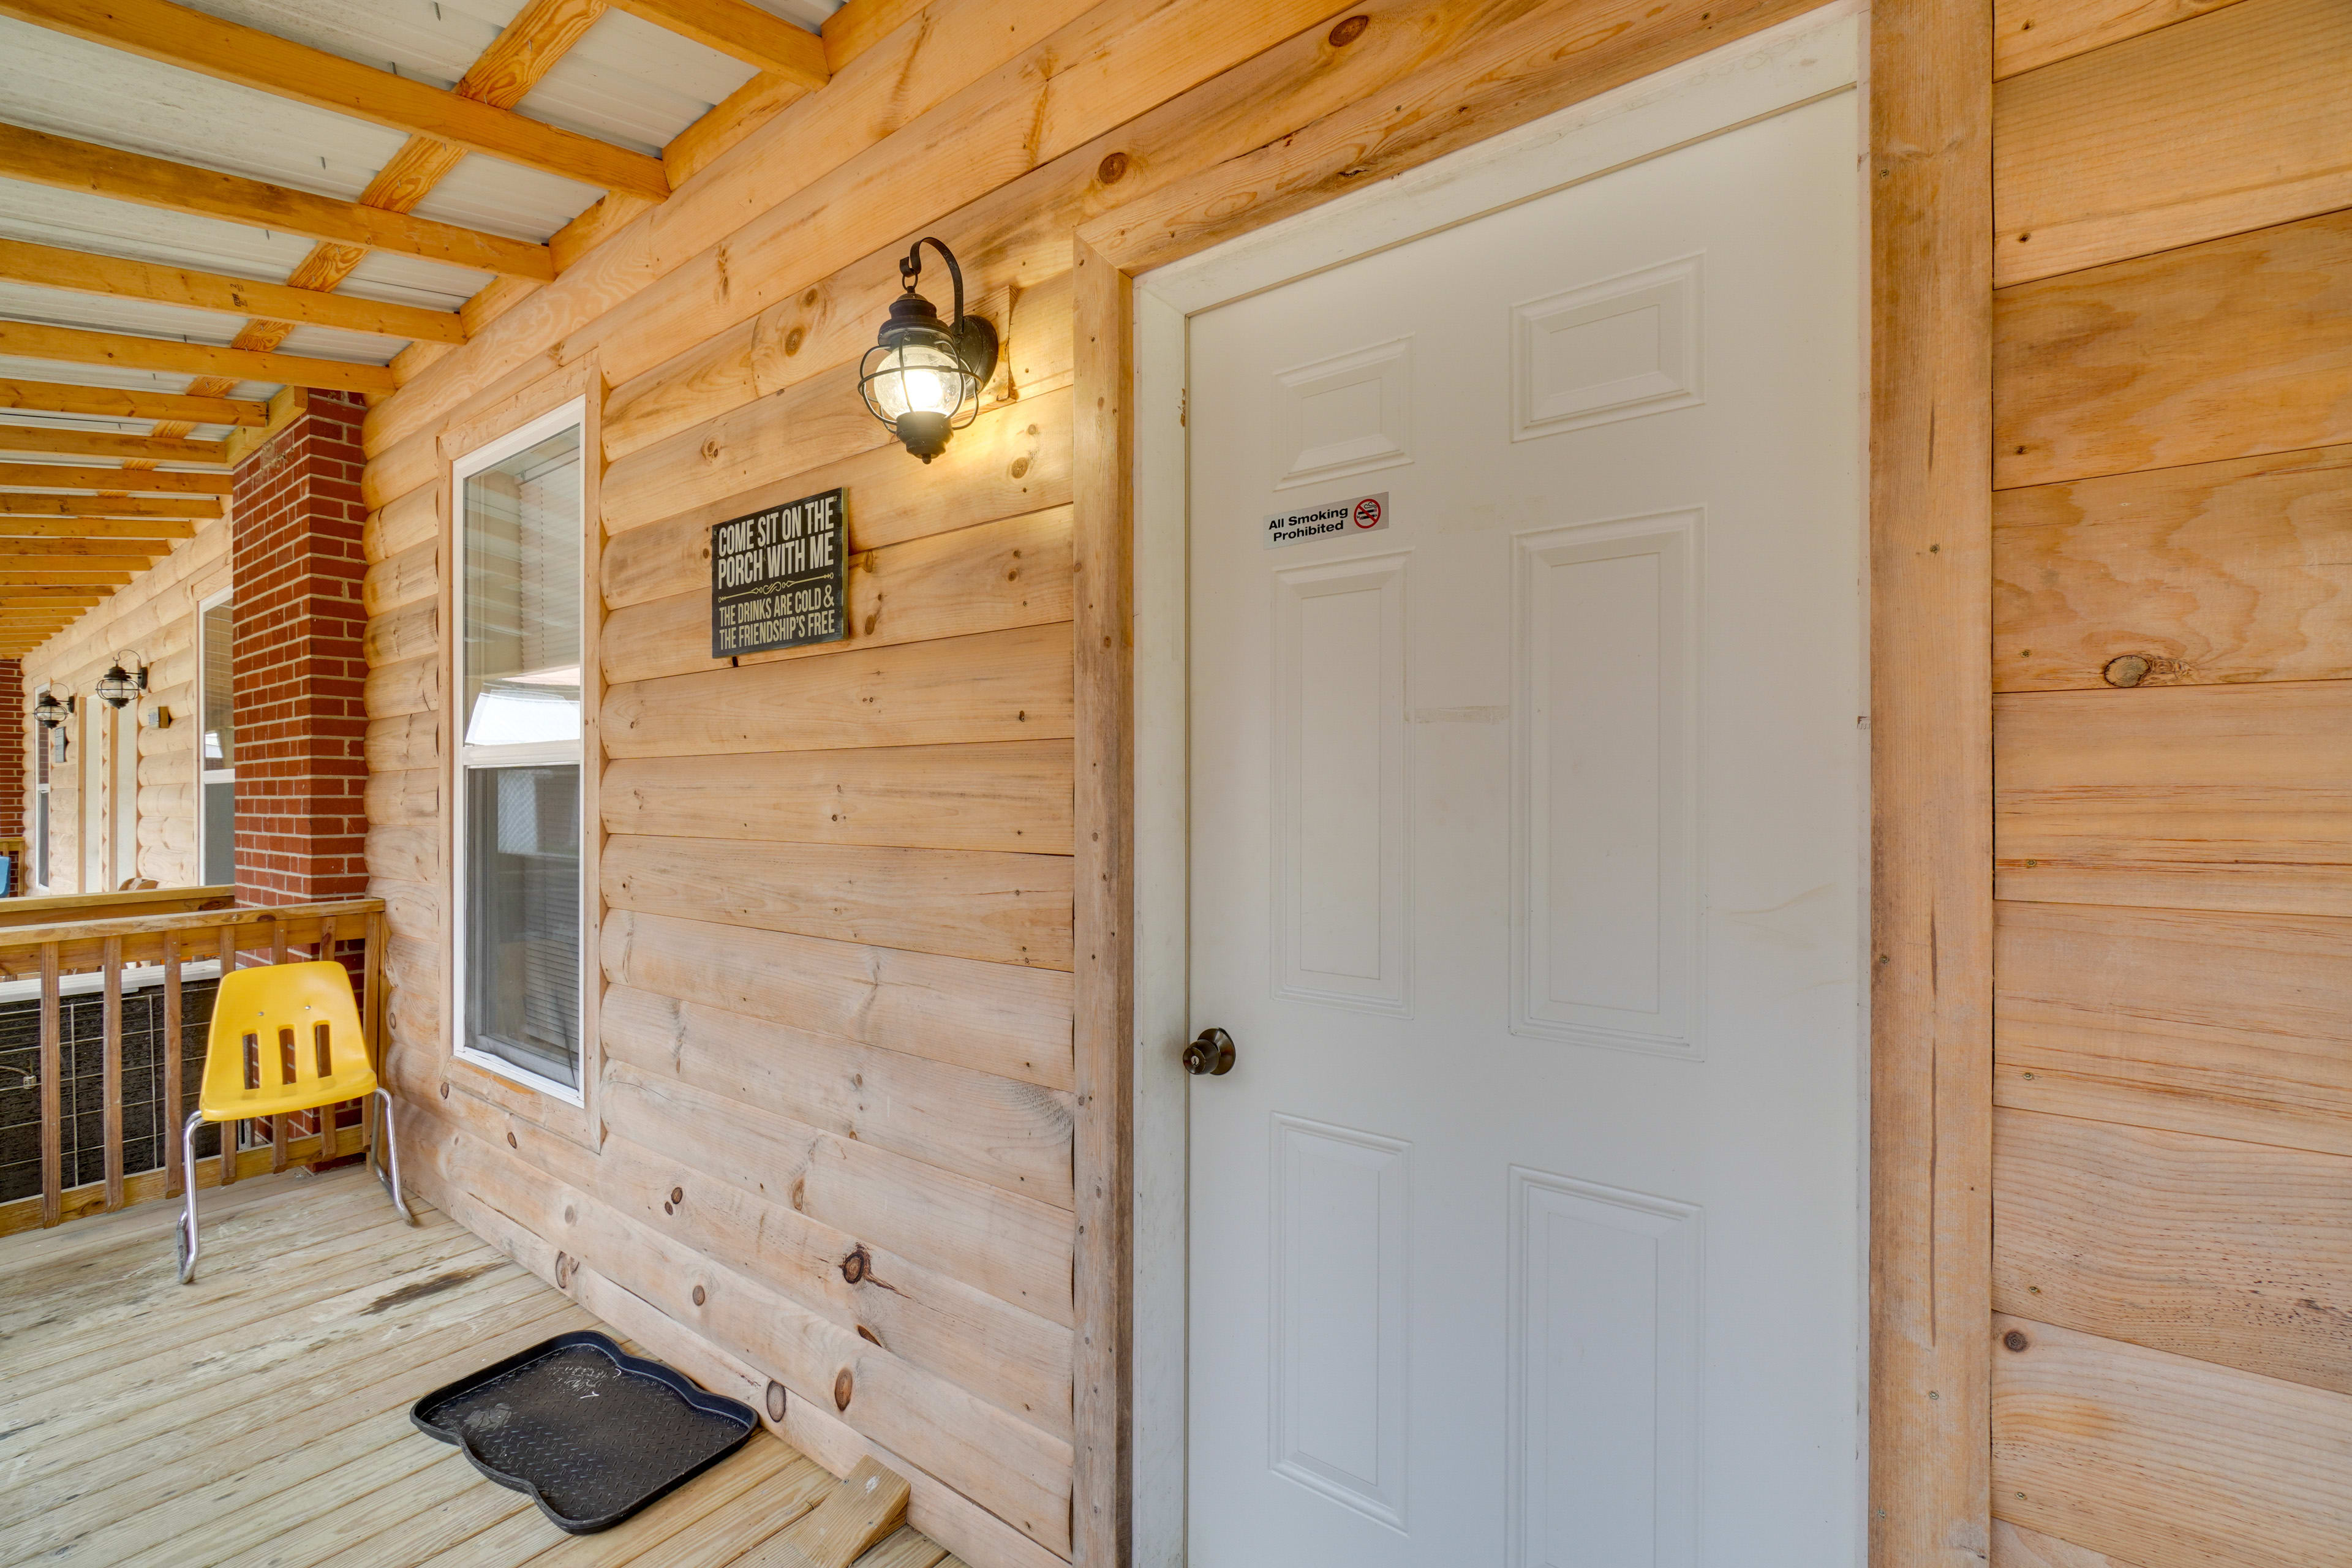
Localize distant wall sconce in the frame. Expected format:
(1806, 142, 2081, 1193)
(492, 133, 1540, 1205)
(859, 237, 1000, 463)
(32, 689, 72, 729)
(94, 654, 148, 710)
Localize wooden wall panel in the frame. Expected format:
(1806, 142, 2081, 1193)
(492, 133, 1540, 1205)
(601, 623, 1072, 760)
(1996, 682, 2352, 915)
(601, 508, 1073, 687)
(601, 834, 1074, 970)
(1993, 0, 2352, 284)
(601, 909, 1073, 1092)
(1993, 443, 2352, 693)
(600, 391, 1072, 602)
(602, 741, 1073, 855)
(1992, 1314, 2352, 1568)
(1991, 1520, 2144, 1568)
(1992, 0, 2247, 78)
(1995, 899, 2352, 1156)
(1994, 208, 2352, 491)
(1994, 1109, 2352, 1391)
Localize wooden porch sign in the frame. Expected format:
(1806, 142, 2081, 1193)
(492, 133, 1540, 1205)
(709, 488, 846, 657)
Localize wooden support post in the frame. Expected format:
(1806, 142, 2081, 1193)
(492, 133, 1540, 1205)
(100, 935, 123, 1212)
(1071, 237, 1135, 1568)
(164, 938, 183, 1199)
(38, 941, 59, 1226)
(1869, 0, 1994, 1562)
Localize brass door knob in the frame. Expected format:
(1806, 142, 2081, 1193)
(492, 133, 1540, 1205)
(1183, 1027, 1236, 1076)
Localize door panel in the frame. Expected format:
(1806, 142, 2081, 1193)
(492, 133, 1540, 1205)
(1186, 92, 1863, 1567)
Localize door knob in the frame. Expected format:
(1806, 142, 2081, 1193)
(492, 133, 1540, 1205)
(1183, 1027, 1236, 1076)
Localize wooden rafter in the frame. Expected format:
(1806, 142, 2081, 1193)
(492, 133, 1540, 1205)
(0, 499, 212, 524)
(0, 571, 135, 586)
(0, 538, 165, 558)
(0, 557, 154, 574)
(0, 463, 230, 496)
(0, 322, 395, 396)
(608, 0, 828, 88)
(0, 123, 554, 282)
(156, 0, 613, 442)
(0, 238, 466, 345)
(0, 0, 671, 200)
(0, 378, 266, 427)
(0, 428, 229, 466)
(0, 592, 110, 606)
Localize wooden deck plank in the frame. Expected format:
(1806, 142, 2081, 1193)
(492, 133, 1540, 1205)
(0, 1162, 950, 1568)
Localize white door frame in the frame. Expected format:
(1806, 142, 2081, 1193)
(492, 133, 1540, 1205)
(1127, 8, 1867, 1560)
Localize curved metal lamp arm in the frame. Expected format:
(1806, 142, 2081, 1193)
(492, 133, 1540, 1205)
(900, 236, 967, 326)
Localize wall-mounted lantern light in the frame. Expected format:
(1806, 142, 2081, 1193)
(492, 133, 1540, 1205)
(859, 237, 1000, 463)
(33, 689, 71, 730)
(93, 654, 148, 710)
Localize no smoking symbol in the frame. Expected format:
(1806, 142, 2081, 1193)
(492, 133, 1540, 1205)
(1352, 497, 1384, 529)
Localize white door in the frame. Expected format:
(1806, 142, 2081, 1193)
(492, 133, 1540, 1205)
(1183, 88, 1863, 1567)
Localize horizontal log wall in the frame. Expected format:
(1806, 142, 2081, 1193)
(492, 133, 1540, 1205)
(18, 514, 225, 893)
(358, 0, 1847, 1562)
(1986, 0, 2352, 1561)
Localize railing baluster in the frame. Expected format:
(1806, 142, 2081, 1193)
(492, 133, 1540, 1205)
(101, 935, 123, 1212)
(219, 922, 238, 1186)
(38, 942, 59, 1227)
(164, 936, 184, 1199)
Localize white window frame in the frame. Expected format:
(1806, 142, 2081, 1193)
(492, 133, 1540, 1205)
(197, 589, 235, 889)
(448, 397, 590, 1106)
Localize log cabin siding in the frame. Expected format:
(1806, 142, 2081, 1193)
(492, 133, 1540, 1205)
(1987, 0, 2352, 1560)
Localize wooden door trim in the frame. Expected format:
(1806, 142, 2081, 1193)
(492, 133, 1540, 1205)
(1868, 0, 1996, 1561)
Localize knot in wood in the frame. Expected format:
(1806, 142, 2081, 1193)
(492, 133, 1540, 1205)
(1328, 14, 1369, 46)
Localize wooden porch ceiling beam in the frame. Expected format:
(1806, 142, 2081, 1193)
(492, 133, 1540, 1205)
(0, 321, 396, 396)
(0, 554, 155, 571)
(0, 571, 136, 586)
(0, 499, 211, 526)
(0, 122, 555, 282)
(0, 537, 165, 557)
(0, 0, 671, 201)
(0, 591, 111, 606)
(0, 237, 467, 345)
(0, 377, 267, 428)
(0, 464, 231, 496)
(0, 427, 230, 466)
(608, 0, 829, 88)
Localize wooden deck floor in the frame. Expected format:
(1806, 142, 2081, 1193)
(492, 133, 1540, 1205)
(0, 1164, 954, 1568)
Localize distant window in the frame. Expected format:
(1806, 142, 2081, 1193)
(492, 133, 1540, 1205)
(199, 594, 236, 888)
(453, 402, 586, 1101)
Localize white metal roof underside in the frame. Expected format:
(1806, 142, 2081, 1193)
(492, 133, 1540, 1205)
(0, 0, 842, 654)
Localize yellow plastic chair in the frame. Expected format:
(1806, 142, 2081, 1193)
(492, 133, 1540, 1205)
(178, 959, 409, 1283)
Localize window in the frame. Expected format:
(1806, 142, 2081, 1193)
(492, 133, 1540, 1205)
(199, 594, 236, 887)
(453, 402, 586, 1101)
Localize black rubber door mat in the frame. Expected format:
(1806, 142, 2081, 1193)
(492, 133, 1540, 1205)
(411, 1330, 759, 1533)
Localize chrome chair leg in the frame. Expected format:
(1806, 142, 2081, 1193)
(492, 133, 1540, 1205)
(372, 1087, 411, 1222)
(177, 1110, 203, 1284)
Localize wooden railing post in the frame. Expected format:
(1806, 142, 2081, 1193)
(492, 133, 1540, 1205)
(101, 936, 123, 1212)
(38, 942, 59, 1226)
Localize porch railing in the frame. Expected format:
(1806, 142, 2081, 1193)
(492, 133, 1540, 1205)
(0, 895, 388, 1237)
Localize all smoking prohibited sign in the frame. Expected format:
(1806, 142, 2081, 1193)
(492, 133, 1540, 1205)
(709, 488, 847, 657)
(1263, 491, 1390, 549)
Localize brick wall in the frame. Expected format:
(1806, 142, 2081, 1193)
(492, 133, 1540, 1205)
(228, 391, 369, 907)
(0, 660, 22, 839)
